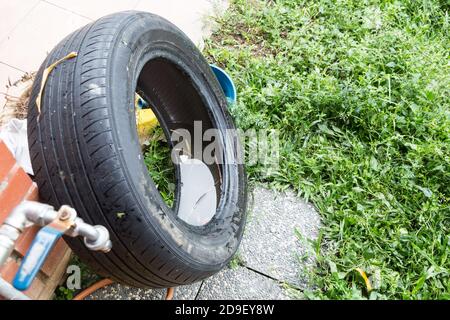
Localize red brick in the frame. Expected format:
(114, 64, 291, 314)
(0, 141, 16, 182)
(0, 168, 33, 223)
(25, 182, 39, 201)
(24, 276, 46, 299)
(14, 226, 40, 257)
(41, 238, 67, 277)
(0, 258, 19, 283)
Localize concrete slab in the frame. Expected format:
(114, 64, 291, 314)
(44, 0, 140, 20)
(0, 0, 40, 44)
(86, 281, 201, 300)
(196, 266, 290, 300)
(239, 186, 321, 288)
(0, 1, 91, 72)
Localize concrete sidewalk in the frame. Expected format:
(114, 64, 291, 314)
(0, 0, 228, 108)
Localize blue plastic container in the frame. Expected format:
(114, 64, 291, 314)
(210, 64, 237, 104)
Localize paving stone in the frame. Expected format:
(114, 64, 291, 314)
(86, 282, 201, 300)
(196, 266, 290, 300)
(239, 186, 321, 288)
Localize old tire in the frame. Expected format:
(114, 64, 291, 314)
(27, 11, 247, 288)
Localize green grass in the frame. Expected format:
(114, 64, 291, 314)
(143, 126, 176, 207)
(203, 0, 449, 299)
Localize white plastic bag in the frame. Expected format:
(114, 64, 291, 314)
(0, 118, 33, 175)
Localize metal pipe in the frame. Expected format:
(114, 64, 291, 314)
(23, 201, 57, 227)
(65, 217, 111, 252)
(72, 218, 99, 241)
(0, 201, 56, 267)
(5, 201, 56, 230)
(0, 277, 30, 300)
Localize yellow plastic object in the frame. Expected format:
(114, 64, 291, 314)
(355, 268, 373, 292)
(136, 108, 158, 135)
(36, 51, 78, 117)
(135, 93, 158, 140)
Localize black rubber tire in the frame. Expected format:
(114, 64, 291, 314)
(27, 11, 247, 288)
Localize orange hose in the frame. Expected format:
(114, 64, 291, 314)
(72, 278, 174, 300)
(73, 278, 113, 300)
(165, 287, 174, 300)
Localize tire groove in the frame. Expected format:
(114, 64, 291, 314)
(80, 85, 106, 96)
(94, 154, 117, 170)
(84, 129, 111, 144)
(80, 106, 107, 117)
(80, 75, 106, 86)
(82, 116, 109, 131)
(81, 66, 106, 75)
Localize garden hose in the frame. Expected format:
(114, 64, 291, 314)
(72, 279, 175, 300)
(72, 278, 113, 300)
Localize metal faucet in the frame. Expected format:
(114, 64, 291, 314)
(0, 201, 112, 300)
